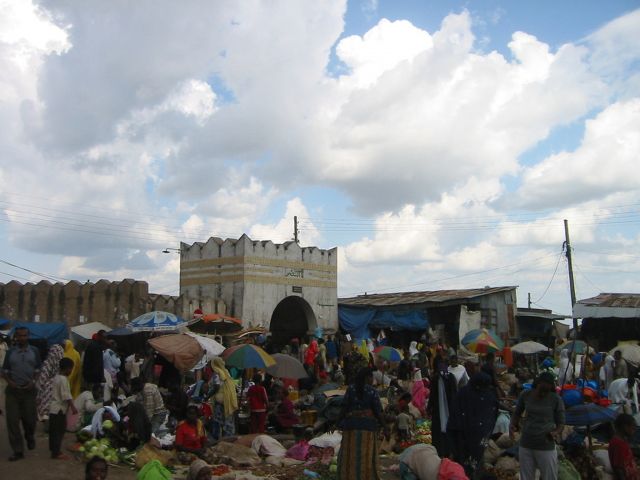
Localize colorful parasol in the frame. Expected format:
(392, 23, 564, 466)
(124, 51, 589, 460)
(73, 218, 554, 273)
(461, 328, 504, 354)
(373, 346, 403, 362)
(222, 344, 275, 369)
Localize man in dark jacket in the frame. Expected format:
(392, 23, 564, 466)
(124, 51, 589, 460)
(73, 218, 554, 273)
(82, 329, 106, 386)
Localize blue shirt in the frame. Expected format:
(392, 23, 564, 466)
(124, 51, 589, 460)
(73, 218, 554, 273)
(2, 345, 42, 387)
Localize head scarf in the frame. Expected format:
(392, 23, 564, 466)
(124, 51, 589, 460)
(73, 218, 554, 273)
(186, 459, 210, 480)
(211, 357, 238, 417)
(63, 339, 82, 398)
(409, 341, 419, 357)
(411, 378, 428, 415)
(358, 340, 369, 361)
(35, 343, 65, 418)
(305, 339, 319, 366)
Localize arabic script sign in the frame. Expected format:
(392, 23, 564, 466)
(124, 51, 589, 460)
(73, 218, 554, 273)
(285, 268, 304, 278)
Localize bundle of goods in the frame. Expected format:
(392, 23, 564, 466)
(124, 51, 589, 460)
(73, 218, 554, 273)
(414, 419, 432, 445)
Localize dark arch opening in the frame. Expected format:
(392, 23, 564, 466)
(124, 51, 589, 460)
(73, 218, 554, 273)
(269, 296, 317, 350)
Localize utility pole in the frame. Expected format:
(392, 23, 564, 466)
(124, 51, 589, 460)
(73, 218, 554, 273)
(562, 219, 580, 385)
(293, 216, 299, 244)
(528, 292, 531, 308)
(563, 219, 577, 309)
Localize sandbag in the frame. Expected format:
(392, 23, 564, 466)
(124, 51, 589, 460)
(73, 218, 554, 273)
(558, 458, 581, 480)
(592, 449, 613, 474)
(208, 441, 261, 467)
(495, 433, 515, 449)
(483, 440, 503, 465)
(495, 456, 519, 473)
(135, 443, 175, 469)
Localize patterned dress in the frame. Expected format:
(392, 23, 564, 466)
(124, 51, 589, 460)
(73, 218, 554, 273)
(35, 344, 65, 420)
(337, 383, 383, 480)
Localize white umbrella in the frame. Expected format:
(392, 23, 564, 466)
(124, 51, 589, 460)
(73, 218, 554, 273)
(512, 341, 549, 355)
(185, 331, 225, 359)
(609, 344, 640, 367)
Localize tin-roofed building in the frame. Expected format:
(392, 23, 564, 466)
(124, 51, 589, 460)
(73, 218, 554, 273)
(338, 286, 518, 346)
(576, 293, 640, 350)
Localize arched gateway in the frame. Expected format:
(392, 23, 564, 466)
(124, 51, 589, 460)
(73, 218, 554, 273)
(269, 296, 317, 348)
(179, 234, 337, 339)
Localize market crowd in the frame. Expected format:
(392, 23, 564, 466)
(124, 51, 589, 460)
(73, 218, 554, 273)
(1, 326, 640, 480)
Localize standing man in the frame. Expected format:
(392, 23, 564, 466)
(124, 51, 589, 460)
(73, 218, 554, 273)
(83, 330, 106, 388)
(613, 350, 629, 380)
(1, 326, 42, 461)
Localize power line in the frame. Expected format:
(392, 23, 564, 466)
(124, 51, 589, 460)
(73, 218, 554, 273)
(0, 270, 33, 282)
(342, 251, 560, 297)
(532, 251, 564, 304)
(0, 258, 70, 283)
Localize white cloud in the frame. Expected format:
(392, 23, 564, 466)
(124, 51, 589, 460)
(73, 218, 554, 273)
(250, 198, 320, 246)
(514, 99, 640, 208)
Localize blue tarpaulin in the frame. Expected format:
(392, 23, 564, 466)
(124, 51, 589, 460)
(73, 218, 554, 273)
(10, 321, 68, 346)
(339, 306, 428, 340)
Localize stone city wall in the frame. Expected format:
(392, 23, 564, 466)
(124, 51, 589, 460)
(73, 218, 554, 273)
(0, 279, 182, 328)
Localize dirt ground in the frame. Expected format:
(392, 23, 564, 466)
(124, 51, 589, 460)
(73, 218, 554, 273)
(0, 382, 399, 480)
(0, 381, 136, 480)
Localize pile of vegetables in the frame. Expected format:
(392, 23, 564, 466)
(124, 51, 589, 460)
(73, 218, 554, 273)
(414, 419, 432, 445)
(76, 420, 136, 466)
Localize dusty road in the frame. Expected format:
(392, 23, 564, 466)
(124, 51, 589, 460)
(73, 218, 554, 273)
(0, 381, 136, 480)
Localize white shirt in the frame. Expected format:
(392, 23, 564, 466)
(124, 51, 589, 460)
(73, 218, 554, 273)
(448, 364, 470, 388)
(50, 374, 72, 414)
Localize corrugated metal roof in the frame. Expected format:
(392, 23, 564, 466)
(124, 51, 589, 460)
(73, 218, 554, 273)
(577, 293, 640, 309)
(517, 308, 569, 321)
(338, 286, 517, 307)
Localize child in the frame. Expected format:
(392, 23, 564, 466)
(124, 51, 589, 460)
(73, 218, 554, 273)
(247, 374, 269, 433)
(609, 413, 640, 480)
(397, 402, 413, 442)
(49, 357, 77, 459)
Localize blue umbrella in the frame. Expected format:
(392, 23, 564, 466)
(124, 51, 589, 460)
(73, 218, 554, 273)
(565, 403, 618, 426)
(565, 403, 619, 449)
(127, 311, 189, 332)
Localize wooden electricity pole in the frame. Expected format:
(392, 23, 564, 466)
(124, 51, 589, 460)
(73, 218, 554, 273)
(293, 216, 299, 244)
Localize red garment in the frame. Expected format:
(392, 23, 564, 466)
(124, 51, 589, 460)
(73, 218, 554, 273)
(305, 340, 319, 367)
(502, 347, 513, 368)
(247, 385, 268, 412)
(250, 411, 267, 433)
(609, 435, 640, 480)
(175, 420, 206, 451)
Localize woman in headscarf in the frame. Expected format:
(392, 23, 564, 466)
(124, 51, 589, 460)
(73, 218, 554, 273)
(305, 339, 319, 368)
(427, 361, 458, 458)
(449, 372, 499, 478)
(601, 354, 615, 391)
(63, 339, 82, 398)
(210, 357, 238, 439)
(411, 377, 429, 417)
(337, 367, 387, 480)
(557, 349, 574, 386)
(409, 341, 419, 358)
(35, 342, 65, 420)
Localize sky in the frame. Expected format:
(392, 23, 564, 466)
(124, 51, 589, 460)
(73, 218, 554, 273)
(0, 0, 639, 318)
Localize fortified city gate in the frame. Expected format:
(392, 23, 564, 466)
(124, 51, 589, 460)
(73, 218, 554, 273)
(179, 235, 338, 347)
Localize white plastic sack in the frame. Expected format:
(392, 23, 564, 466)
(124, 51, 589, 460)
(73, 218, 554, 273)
(309, 431, 342, 450)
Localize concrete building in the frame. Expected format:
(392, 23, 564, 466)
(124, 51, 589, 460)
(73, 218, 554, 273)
(179, 234, 338, 347)
(0, 279, 181, 328)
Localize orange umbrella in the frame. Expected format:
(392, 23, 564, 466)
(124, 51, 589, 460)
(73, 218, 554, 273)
(190, 313, 243, 334)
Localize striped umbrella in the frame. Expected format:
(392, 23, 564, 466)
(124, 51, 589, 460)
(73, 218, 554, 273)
(373, 346, 403, 362)
(222, 344, 276, 369)
(461, 328, 504, 354)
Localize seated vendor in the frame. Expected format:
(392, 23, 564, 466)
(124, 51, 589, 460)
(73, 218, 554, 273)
(275, 388, 300, 431)
(175, 405, 208, 457)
